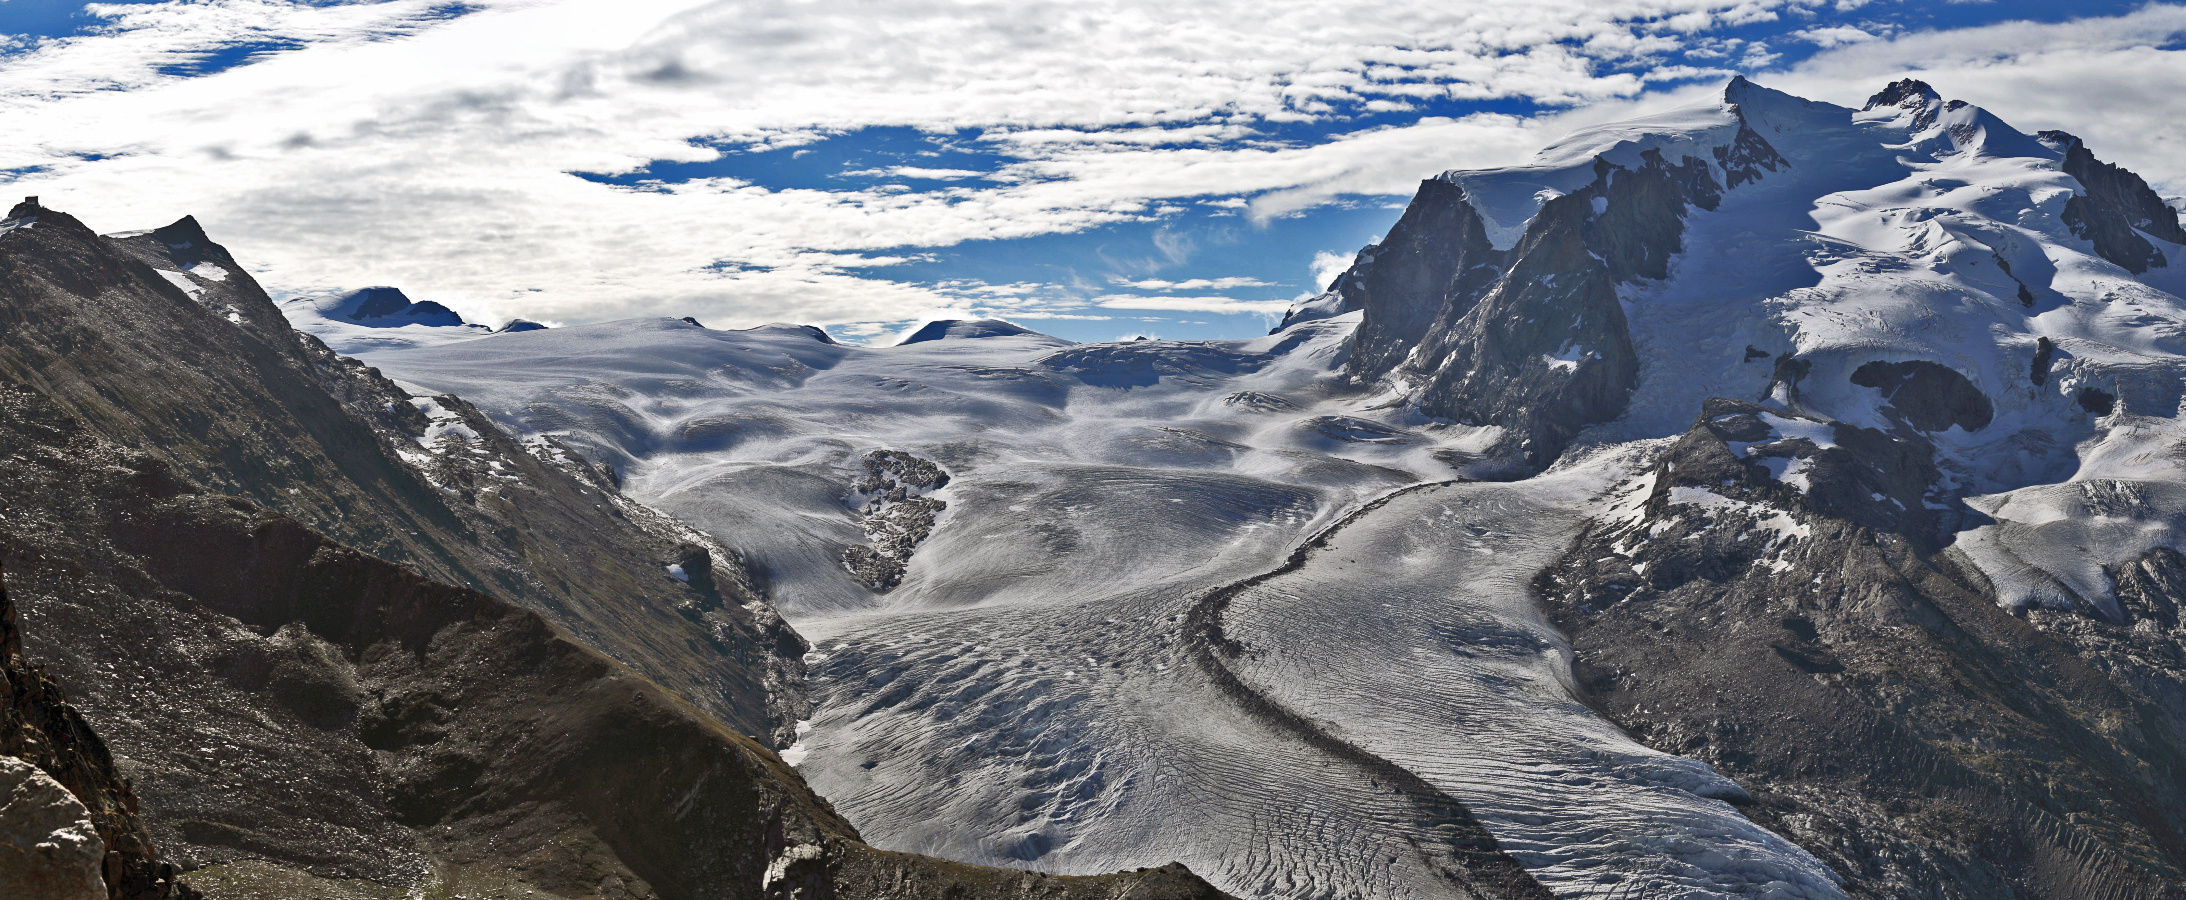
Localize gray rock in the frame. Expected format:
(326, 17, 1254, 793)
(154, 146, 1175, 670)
(0, 756, 105, 900)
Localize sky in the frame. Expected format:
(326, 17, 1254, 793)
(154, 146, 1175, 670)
(3, 0, 2185, 344)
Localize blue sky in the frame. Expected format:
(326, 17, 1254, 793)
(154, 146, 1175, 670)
(3, 0, 2183, 343)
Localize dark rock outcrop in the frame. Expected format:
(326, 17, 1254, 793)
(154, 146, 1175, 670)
(1335, 179, 1508, 381)
(1713, 110, 1790, 189)
(841, 451, 950, 591)
(1534, 398, 2186, 899)
(1847, 360, 1994, 434)
(1398, 147, 1728, 469)
(2056, 137, 2186, 274)
(1863, 78, 1942, 130)
(2079, 386, 2117, 416)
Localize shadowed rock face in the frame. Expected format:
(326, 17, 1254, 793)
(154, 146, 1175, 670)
(1714, 115, 1790, 189)
(1534, 399, 2186, 900)
(2054, 137, 2186, 275)
(1394, 147, 1727, 471)
(1863, 78, 1942, 130)
(1, 202, 804, 754)
(1332, 178, 1508, 381)
(1848, 360, 1994, 434)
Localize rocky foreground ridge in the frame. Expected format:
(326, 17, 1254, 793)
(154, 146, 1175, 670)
(0, 198, 1232, 899)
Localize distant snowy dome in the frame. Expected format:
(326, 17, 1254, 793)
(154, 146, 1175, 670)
(325, 286, 470, 327)
(495, 319, 549, 333)
(896, 318, 1064, 345)
(281, 285, 494, 354)
(734, 323, 839, 344)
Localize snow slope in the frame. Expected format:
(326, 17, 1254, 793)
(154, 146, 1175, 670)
(1351, 77, 2186, 624)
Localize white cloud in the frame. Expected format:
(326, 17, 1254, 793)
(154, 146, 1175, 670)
(1094, 294, 1293, 313)
(1110, 276, 1276, 290)
(839, 166, 993, 181)
(9, 0, 2186, 334)
(1787, 25, 1877, 47)
(0, 0, 1837, 329)
(1310, 249, 1354, 292)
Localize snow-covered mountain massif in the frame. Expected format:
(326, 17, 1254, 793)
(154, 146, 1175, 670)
(315, 78, 2186, 900)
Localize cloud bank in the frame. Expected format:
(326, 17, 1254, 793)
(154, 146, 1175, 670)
(3, 0, 2182, 339)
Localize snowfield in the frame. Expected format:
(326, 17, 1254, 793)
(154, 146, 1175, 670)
(313, 76, 2186, 900)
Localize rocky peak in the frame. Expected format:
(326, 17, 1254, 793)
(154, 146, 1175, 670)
(344, 286, 417, 320)
(1862, 78, 1940, 112)
(1719, 74, 1755, 104)
(1340, 178, 1505, 382)
(1862, 78, 1943, 131)
(145, 216, 213, 253)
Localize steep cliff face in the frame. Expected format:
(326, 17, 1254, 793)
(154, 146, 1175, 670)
(1402, 149, 1723, 470)
(0, 199, 801, 751)
(2050, 136, 2186, 275)
(1532, 400, 2186, 899)
(1312, 179, 1506, 377)
(1311, 79, 1789, 473)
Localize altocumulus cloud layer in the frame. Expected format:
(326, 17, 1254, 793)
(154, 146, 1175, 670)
(4, 0, 2186, 340)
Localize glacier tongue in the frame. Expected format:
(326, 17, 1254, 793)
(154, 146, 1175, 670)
(1216, 470, 1846, 900)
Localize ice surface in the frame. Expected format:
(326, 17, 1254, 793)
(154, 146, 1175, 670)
(1222, 474, 1843, 899)
(358, 311, 1848, 898)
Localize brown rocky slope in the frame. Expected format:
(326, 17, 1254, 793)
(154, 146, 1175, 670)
(0, 200, 1232, 899)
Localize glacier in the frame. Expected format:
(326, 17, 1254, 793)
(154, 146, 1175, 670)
(294, 76, 2186, 899)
